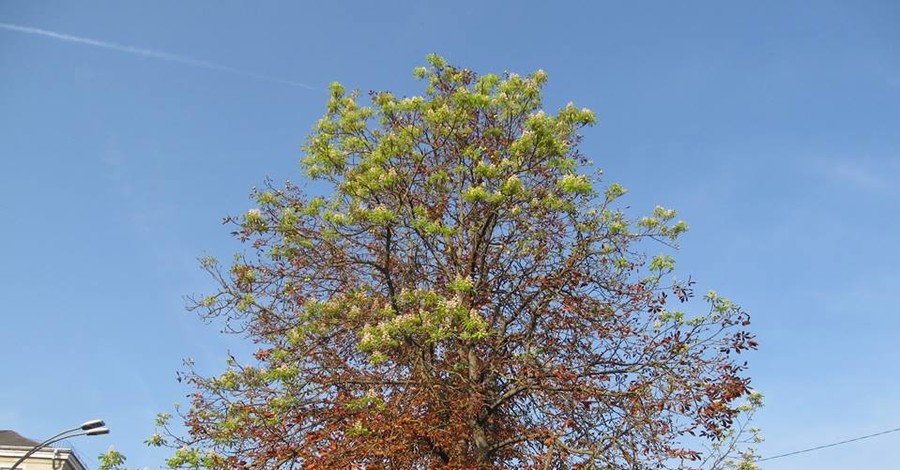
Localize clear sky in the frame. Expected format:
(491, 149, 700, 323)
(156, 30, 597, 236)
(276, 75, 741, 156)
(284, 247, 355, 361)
(1, 1, 899, 468)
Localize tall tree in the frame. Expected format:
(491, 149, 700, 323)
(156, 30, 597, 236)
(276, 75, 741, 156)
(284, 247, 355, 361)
(152, 55, 759, 469)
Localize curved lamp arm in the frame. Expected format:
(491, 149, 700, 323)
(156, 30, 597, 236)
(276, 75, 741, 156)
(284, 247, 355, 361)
(7, 421, 109, 470)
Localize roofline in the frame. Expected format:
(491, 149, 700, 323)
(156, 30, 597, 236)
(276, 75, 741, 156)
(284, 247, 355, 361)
(0, 446, 88, 470)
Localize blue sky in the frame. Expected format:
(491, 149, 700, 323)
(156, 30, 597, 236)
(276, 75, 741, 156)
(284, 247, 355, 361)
(1, 1, 899, 468)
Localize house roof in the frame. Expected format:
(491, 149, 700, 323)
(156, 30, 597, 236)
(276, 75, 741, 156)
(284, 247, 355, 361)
(0, 430, 88, 470)
(0, 430, 40, 447)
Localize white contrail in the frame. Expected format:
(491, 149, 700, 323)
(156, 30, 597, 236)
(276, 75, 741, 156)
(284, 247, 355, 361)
(0, 22, 314, 89)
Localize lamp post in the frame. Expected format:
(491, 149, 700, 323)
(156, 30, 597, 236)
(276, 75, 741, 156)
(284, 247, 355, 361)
(7, 420, 109, 470)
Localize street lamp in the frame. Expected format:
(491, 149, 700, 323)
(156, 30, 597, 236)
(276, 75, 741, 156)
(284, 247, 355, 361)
(6, 419, 110, 470)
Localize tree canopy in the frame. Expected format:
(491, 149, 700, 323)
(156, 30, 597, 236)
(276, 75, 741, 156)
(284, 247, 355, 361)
(143, 55, 759, 469)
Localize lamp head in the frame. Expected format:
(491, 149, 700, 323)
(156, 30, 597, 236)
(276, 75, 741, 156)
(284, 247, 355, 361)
(85, 427, 110, 436)
(80, 420, 105, 430)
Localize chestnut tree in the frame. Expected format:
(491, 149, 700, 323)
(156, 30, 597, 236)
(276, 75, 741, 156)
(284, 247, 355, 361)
(148, 55, 759, 470)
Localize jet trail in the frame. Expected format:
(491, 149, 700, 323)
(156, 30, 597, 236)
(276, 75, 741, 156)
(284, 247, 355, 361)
(0, 22, 313, 89)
